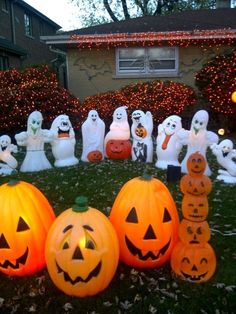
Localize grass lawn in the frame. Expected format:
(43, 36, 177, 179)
(0, 140, 235, 314)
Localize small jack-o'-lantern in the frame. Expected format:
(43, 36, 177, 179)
(106, 139, 131, 159)
(180, 174, 212, 196)
(187, 151, 206, 177)
(135, 124, 147, 138)
(182, 194, 209, 222)
(45, 196, 119, 297)
(0, 180, 55, 276)
(110, 174, 179, 268)
(87, 150, 103, 163)
(171, 241, 216, 283)
(179, 219, 211, 245)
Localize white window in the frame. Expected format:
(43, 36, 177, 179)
(24, 13, 33, 37)
(116, 47, 179, 77)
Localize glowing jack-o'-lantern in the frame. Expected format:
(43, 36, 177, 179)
(180, 174, 212, 196)
(171, 241, 216, 283)
(109, 174, 179, 268)
(87, 150, 103, 163)
(135, 124, 147, 138)
(45, 196, 119, 297)
(187, 151, 206, 177)
(0, 180, 55, 276)
(179, 219, 211, 245)
(106, 139, 131, 159)
(182, 194, 209, 222)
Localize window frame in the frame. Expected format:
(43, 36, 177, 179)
(1, 0, 8, 12)
(0, 55, 9, 70)
(116, 47, 179, 77)
(24, 12, 33, 37)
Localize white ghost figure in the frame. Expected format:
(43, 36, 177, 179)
(131, 110, 153, 163)
(104, 106, 130, 150)
(50, 114, 78, 167)
(81, 110, 105, 162)
(211, 139, 236, 183)
(178, 110, 219, 176)
(155, 115, 183, 169)
(15, 111, 53, 172)
(0, 135, 18, 176)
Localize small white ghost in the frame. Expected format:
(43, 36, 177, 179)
(15, 111, 53, 172)
(50, 114, 79, 167)
(81, 110, 105, 162)
(156, 115, 183, 169)
(131, 110, 153, 163)
(0, 135, 18, 176)
(211, 139, 236, 183)
(178, 110, 218, 176)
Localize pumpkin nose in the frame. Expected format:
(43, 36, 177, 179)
(193, 208, 198, 214)
(72, 246, 84, 260)
(0, 234, 10, 249)
(144, 225, 157, 240)
(191, 264, 198, 271)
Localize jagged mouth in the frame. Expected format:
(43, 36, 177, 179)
(186, 190, 204, 196)
(189, 214, 204, 219)
(133, 116, 141, 121)
(223, 151, 229, 157)
(125, 236, 171, 261)
(193, 127, 200, 135)
(56, 260, 102, 285)
(1, 145, 7, 151)
(181, 270, 207, 281)
(0, 247, 28, 269)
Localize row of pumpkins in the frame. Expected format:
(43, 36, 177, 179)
(0, 152, 216, 297)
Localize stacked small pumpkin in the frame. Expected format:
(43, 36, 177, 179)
(171, 151, 217, 283)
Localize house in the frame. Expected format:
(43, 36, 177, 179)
(0, 0, 62, 73)
(42, 7, 236, 101)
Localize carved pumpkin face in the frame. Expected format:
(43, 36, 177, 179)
(171, 241, 216, 283)
(87, 150, 103, 163)
(187, 152, 206, 177)
(179, 219, 211, 245)
(0, 180, 55, 276)
(182, 194, 209, 222)
(180, 174, 212, 196)
(135, 124, 147, 138)
(110, 175, 179, 268)
(45, 197, 119, 297)
(106, 140, 131, 159)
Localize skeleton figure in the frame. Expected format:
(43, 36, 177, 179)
(0, 135, 18, 176)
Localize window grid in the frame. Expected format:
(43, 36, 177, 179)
(24, 13, 33, 37)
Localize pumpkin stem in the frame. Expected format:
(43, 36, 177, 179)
(72, 196, 89, 212)
(140, 169, 152, 181)
(8, 179, 20, 186)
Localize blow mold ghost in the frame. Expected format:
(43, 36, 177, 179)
(211, 139, 236, 184)
(156, 115, 183, 169)
(0, 135, 18, 176)
(15, 111, 53, 172)
(131, 110, 153, 162)
(81, 110, 105, 162)
(178, 110, 218, 176)
(50, 114, 78, 167)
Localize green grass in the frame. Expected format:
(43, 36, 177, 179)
(0, 141, 235, 314)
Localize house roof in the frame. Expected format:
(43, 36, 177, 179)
(41, 8, 236, 49)
(0, 37, 27, 56)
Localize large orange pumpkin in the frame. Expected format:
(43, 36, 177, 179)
(106, 139, 131, 159)
(182, 194, 209, 222)
(45, 196, 119, 297)
(171, 241, 216, 283)
(0, 180, 55, 276)
(109, 174, 179, 268)
(179, 219, 211, 245)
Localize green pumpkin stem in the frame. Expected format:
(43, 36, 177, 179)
(72, 196, 89, 212)
(8, 179, 20, 186)
(140, 169, 152, 181)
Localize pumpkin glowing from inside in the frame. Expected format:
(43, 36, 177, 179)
(182, 194, 209, 222)
(0, 180, 55, 276)
(106, 139, 131, 159)
(187, 151, 207, 177)
(109, 174, 179, 268)
(135, 125, 147, 138)
(180, 174, 212, 196)
(45, 196, 119, 297)
(87, 150, 103, 163)
(179, 219, 211, 245)
(171, 241, 216, 283)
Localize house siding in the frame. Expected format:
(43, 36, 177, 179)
(67, 45, 233, 101)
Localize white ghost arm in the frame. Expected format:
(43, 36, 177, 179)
(177, 128, 189, 145)
(146, 111, 153, 133)
(41, 129, 54, 143)
(9, 144, 18, 154)
(229, 149, 236, 159)
(15, 132, 27, 146)
(206, 131, 219, 146)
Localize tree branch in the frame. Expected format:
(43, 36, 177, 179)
(103, 0, 119, 21)
(121, 0, 131, 19)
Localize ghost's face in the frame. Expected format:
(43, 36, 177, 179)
(51, 115, 72, 138)
(163, 115, 182, 136)
(0, 135, 11, 152)
(191, 111, 209, 135)
(88, 110, 98, 123)
(113, 107, 127, 123)
(27, 111, 43, 135)
(219, 139, 233, 156)
(131, 110, 144, 124)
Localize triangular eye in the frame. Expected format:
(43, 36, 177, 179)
(126, 207, 138, 223)
(17, 217, 30, 232)
(163, 208, 171, 223)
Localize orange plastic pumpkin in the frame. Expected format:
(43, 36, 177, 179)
(45, 196, 119, 297)
(179, 219, 211, 245)
(180, 174, 212, 196)
(87, 150, 103, 163)
(110, 174, 179, 268)
(171, 241, 216, 283)
(0, 180, 55, 276)
(106, 139, 131, 159)
(135, 124, 147, 138)
(187, 151, 207, 177)
(182, 194, 209, 222)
